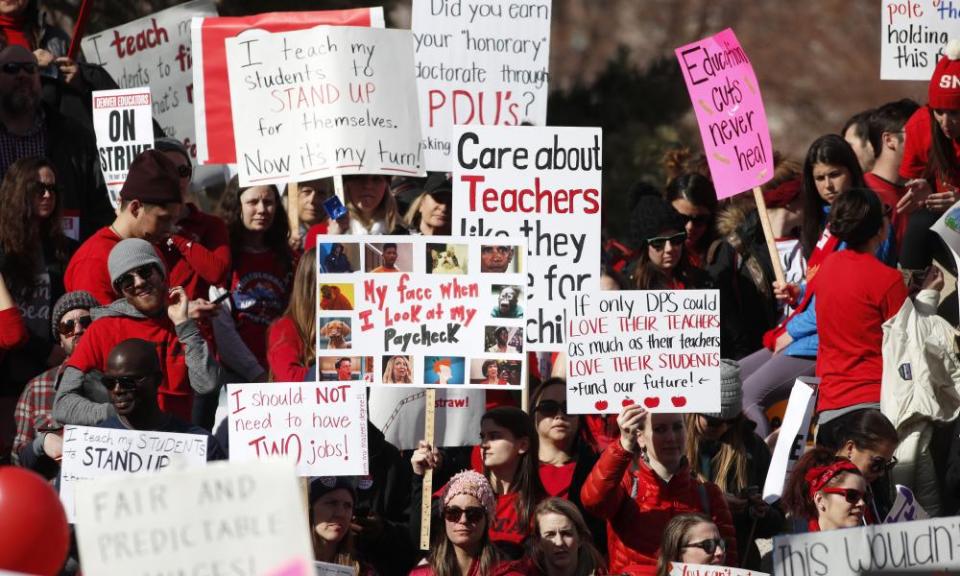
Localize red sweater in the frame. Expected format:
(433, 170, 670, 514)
(814, 250, 908, 413)
(162, 205, 231, 300)
(900, 106, 960, 190)
(64, 226, 122, 305)
(266, 316, 308, 383)
(0, 307, 27, 350)
(864, 172, 908, 248)
(229, 250, 292, 367)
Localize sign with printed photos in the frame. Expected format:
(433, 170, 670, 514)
(315, 235, 526, 389)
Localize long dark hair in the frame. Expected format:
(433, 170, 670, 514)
(927, 108, 960, 187)
(799, 134, 866, 258)
(664, 172, 718, 252)
(218, 175, 292, 276)
(656, 513, 714, 576)
(0, 157, 67, 297)
(428, 504, 498, 576)
(823, 408, 898, 453)
(481, 407, 547, 531)
(782, 447, 862, 520)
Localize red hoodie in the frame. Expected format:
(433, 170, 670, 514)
(64, 226, 122, 305)
(162, 204, 231, 300)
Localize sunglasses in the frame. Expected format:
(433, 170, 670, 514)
(101, 374, 152, 391)
(57, 315, 92, 336)
(1, 62, 37, 75)
(114, 264, 160, 294)
(647, 232, 687, 251)
(683, 538, 726, 555)
(175, 164, 192, 179)
(443, 506, 485, 524)
(682, 214, 711, 227)
(34, 182, 58, 195)
(535, 399, 568, 418)
(869, 455, 898, 474)
(702, 415, 735, 428)
(821, 487, 870, 505)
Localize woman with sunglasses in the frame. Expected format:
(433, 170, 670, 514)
(665, 173, 717, 270)
(581, 404, 737, 573)
(630, 192, 712, 291)
(528, 497, 607, 576)
(684, 360, 783, 569)
(654, 513, 726, 576)
(783, 448, 868, 531)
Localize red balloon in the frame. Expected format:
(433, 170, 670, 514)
(0, 466, 70, 575)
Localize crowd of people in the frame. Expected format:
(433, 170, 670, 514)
(2, 1, 960, 574)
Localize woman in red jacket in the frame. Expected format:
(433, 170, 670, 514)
(267, 247, 315, 382)
(580, 404, 737, 573)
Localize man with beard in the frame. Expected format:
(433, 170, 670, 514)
(0, 46, 110, 240)
(53, 239, 221, 426)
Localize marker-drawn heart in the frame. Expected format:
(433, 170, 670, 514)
(671, 396, 687, 408)
(594, 400, 608, 411)
(622, 398, 635, 407)
(643, 397, 660, 408)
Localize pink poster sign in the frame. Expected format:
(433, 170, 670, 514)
(675, 28, 773, 200)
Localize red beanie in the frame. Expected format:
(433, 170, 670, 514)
(929, 39, 960, 110)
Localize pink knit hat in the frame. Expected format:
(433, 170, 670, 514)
(442, 470, 496, 518)
(929, 39, 960, 110)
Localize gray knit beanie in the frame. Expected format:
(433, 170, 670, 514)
(50, 291, 99, 338)
(107, 238, 166, 287)
(704, 359, 743, 420)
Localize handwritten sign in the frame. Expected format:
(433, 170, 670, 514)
(772, 516, 960, 576)
(59, 424, 208, 522)
(316, 562, 355, 576)
(191, 8, 384, 166)
(316, 235, 526, 389)
(82, 0, 216, 160)
(369, 387, 484, 450)
(881, 0, 954, 80)
(676, 28, 773, 199)
(412, 0, 552, 170)
(92, 87, 155, 206)
(452, 125, 602, 351)
(885, 484, 930, 523)
(565, 290, 720, 414)
(669, 563, 768, 576)
(75, 460, 313, 576)
(762, 378, 817, 504)
(227, 381, 368, 476)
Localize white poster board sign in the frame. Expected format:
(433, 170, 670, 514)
(368, 387, 484, 450)
(92, 87, 155, 206)
(881, 0, 952, 80)
(315, 235, 526, 389)
(75, 460, 313, 576)
(59, 424, 208, 522)
(762, 377, 817, 504)
(412, 0, 552, 170)
(565, 290, 721, 414)
(933, 202, 960, 320)
(452, 125, 602, 351)
(225, 26, 424, 186)
(81, 0, 217, 157)
(669, 563, 768, 576)
(884, 484, 930, 524)
(227, 381, 369, 476)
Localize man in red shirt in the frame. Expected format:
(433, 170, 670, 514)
(864, 99, 920, 250)
(64, 150, 182, 305)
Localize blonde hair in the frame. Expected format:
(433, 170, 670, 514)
(270, 248, 316, 381)
(383, 356, 412, 383)
(684, 414, 749, 494)
(345, 176, 401, 232)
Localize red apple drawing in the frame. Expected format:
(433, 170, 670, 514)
(594, 400, 609, 411)
(622, 398, 635, 407)
(643, 397, 660, 408)
(671, 396, 687, 407)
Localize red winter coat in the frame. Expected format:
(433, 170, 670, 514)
(580, 440, 738, 573)
(266, 316, 308, 383)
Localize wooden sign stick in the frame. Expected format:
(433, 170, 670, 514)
(288, 182, 301, 246)
(752, 186, 786, 285)
(419, 388, 437, 551)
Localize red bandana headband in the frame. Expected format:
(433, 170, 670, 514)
(804, 459, 861, 497)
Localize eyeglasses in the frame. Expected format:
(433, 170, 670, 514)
(113, 264, 160, 294)
(443, 506, 485, 524)
(821, 487, 870, 505)
(1, 62, 37, 75)
(535, 399, 568, 418)
(647, 232, 687, 251)
(682, 214, 711, 227)
(57, 315, 92, 336)
(34, 182, 58, 195)
(683, 538, 726, 555)
(101, 374, 152, 391)
(868, 455, 898, 474)
(175, 164, 192, 179)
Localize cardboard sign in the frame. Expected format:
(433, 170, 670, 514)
(82, 0, 217, 160)
(412, 0, 552, 170)
(92, 87, 155, 206)
(316, 235, 526, 389)
(669, 563, 768, 576)
(224, 26, 424, 186)
(59, 424, 209, 522)
(772, 516, 960, 575)
(881, 1, 953, 80)
(565, 290, 721, 414)
(75, 460, 313, 576)
(884, 484, 930, 524)
(226, 381, 369, 476)
(452, 125, 602, 351)
(675, 29, 773, 199)
(762, 377, 817, 504)
(191, 8, 384, 166)
(368, 387, 484, 450)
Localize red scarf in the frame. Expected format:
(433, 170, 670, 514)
(0, 15, 31, 49)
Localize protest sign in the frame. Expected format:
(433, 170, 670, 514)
(452, 125, 602, 351)
(932, 202, 960, 319)
(82, 0, 217, 160)
(668, 563, 768, 576)
(368, 387, 484, 450)
(316, 235, 526, 389)
(75, 460, 313, 576)
(191, 8, 384, 166)
(564, 290, 721, 414)
(762, 377, 817, 504)
(881, 0, 953, 80)
(675, 28, 773, 200)
(885, 484, 930, 524)
(316, 561, 355, 576)
(92, 87, 155, 206)
(59, 424, 208, 522)
(223, 26, 424, 186)
(412, 0, 552, 170)
(227, 381, 368, 476)
(773, 516, 960, 575)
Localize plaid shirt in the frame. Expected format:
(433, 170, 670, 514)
(11, 364, 62, 465)
(0, 111, 46, 181)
